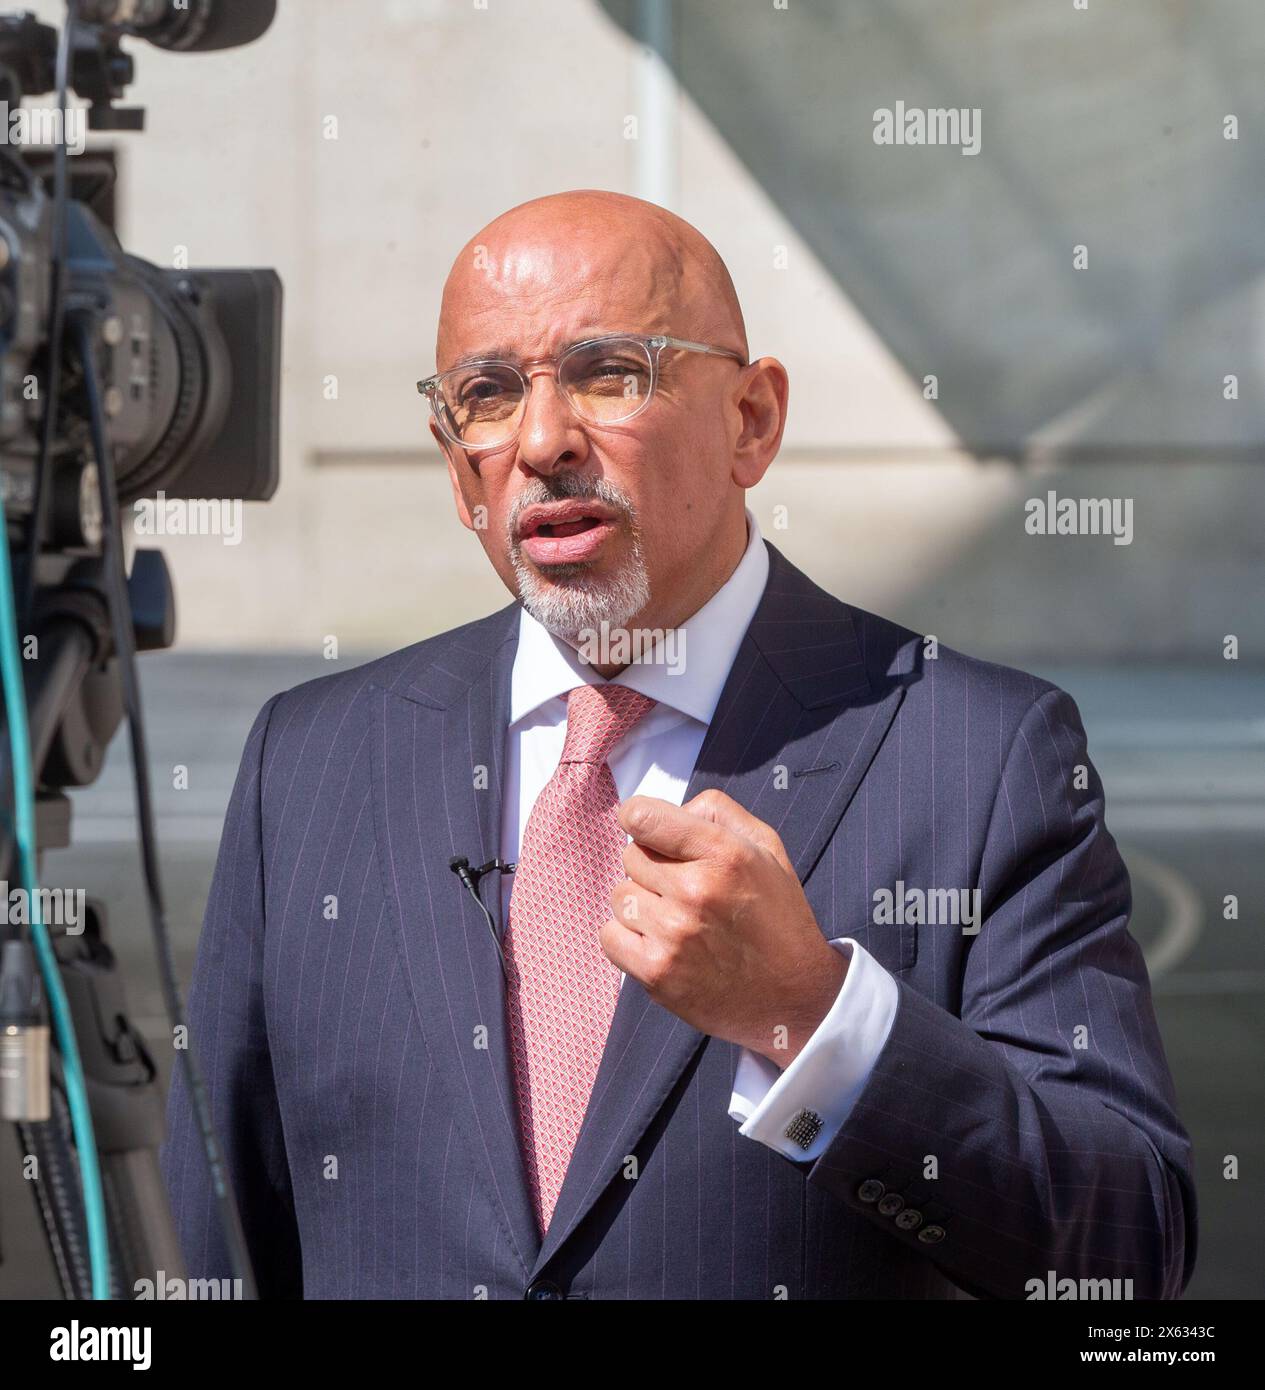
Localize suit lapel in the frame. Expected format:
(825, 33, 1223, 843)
(368, 602, 542, 1276)
(533, 544, 914, 1273)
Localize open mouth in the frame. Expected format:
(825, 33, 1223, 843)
(517, 502, 620, 566)
(531, 516, 604, 539)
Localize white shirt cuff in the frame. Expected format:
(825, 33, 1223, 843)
(727, 938, 899, 1162)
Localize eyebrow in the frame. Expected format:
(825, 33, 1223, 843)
(447, 346, 516, 369)
(444, 330, 640, 371)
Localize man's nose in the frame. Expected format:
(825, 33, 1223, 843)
(515, 367, 587, 475)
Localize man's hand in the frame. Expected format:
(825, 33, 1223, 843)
(600, 789, 847, 1067)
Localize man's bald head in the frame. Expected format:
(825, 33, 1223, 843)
(436, 190, 748, 367)
(429, 190, 787, 652)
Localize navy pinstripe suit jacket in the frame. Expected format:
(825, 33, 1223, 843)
(161, 542, 1197, 1299)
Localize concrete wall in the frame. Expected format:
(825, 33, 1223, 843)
(23, 0, 1263, 662)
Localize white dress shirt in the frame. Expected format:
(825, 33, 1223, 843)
(500, 509, 898, 1163)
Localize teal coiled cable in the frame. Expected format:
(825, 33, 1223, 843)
(0, 500, 111, 1299)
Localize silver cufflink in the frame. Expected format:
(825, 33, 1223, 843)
(783, 1108, 823, 1151)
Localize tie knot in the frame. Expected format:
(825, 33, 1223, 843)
(560, 683, 657, 766)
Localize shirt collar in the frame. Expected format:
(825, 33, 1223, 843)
(509, 507, 770, 727)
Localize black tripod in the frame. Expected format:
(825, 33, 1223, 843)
(0, 544, 186, 1298)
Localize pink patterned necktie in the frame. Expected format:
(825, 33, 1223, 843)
(504, 682, 658, 1233)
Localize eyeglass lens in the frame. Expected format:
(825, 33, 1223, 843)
(436, 336, 654, 446)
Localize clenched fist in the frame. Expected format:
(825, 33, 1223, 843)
(600, 788, 847, 1067)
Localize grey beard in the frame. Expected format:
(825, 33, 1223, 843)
(512, 539, 650, 642)
(507, 477, 650, 643)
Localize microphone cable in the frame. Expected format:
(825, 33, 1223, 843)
(449, 856, 514, 978)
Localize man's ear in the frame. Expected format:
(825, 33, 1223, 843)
(434, 420, 476, 531)
(730, 356, 789, 489)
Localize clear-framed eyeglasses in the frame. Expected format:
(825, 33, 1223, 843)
(416, 333, 747, 451)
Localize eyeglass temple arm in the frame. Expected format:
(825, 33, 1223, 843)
(660, 335, 747, 364)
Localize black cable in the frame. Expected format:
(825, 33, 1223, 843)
(70, 311, 258, 1299)
(450, 857, 514, 978)
(17, 1098, 89, 1300)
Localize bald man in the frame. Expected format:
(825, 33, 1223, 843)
(162, 191, 1195, 1301)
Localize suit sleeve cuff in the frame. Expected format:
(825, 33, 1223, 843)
(727, 938, 899, 1162)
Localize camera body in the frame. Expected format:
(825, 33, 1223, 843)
(0, 178, 281, 534)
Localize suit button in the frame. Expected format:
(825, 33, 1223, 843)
(917, 1224, 947, 1245)
(877, 1192, 905, 1217)
(525, 1279, 565, 1300)
(895, 1208, 923, 1232)
(857, 1179, 885, 1204)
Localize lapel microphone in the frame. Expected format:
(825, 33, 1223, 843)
(449, 856, 516, 891)
(449, 857, 516, 978)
